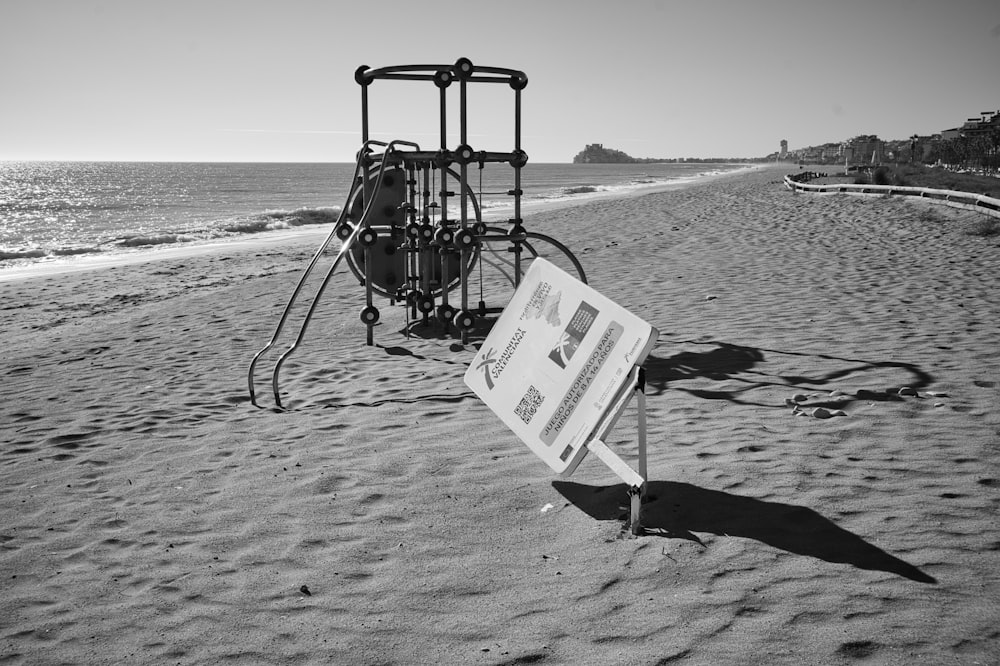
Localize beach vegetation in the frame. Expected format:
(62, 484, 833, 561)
(915, 208, 944, 224)
(966, 217, 1000, 237)
(872, 167, 892, 186)
(853, 164, 1000, 198)
(894, 164, 1000, 199)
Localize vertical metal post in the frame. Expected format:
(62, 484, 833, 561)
(360, 75, 374, 346)
(514, 86, 522, 222)
(439, 79, 448, 151)
(420, 162, 430, 302)
(421, 164, 432, 326)
(629, 486, 643, 536)
(632, 366, 648, 535)
(439, 82, 448, 227)
(637, 367, 647, 482)
(404, 162, 418, 336)
(437, 79, 450, 326)
(460, 76, 468, 146)
(360, 80, 369, 144)
(512, 86, 523, 287)
(365, 246, 374, 346)
(459, 77, 469, 337)
(360, 78, 372, 220)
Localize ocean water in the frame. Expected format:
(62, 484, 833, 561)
(0, 161, 746, 271)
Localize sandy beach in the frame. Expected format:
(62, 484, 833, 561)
(2, 163, 999, 664)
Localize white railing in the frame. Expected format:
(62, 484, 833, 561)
(783, 174, 1000, 218)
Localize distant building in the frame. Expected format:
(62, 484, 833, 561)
(779, 139, 787, 159)
(843, 135, 884, 166)
(942, 109, 999, 140)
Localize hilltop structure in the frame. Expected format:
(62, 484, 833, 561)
(572, 144, 638, 164)
(572, 144, 759, 164)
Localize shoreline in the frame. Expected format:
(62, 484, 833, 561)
(0, 164, 761, 284)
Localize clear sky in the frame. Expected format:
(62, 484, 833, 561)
(1, 0, 998, 162)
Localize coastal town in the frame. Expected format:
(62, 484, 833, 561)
(774, 107, 1000, 171)
(575, 107, 1000, 175)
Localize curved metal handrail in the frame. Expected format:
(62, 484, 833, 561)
(784, 174, 1000, 218)
(246, 139, 389, 405)
(359, 62, 527, 84)
(269, 140, 421, 409)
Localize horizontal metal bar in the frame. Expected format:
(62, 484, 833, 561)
(365, 150, 522, 165)
(465, 75, 525, 84)
(360, 64, 527, 84)
(466, 65, 527, 79)
(372, 73, 438, 82)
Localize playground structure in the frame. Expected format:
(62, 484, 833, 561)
(248, 58, 587, 408)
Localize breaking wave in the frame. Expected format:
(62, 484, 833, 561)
(0, 206, 342, 265)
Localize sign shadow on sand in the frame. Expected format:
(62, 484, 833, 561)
(553, 480, 936, 584)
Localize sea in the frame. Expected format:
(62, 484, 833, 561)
(0, 161, 748, 274)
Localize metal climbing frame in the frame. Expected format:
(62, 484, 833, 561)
(247, 58, 586, 408)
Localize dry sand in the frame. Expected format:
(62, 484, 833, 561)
(2, 164, 999, 664)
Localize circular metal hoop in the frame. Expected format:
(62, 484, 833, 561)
(479, 227, 588, 285)
(341, 166, 484, 299)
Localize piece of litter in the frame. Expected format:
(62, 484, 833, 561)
(926, 391, 949, 397)
(540, 503, 554, 513)
(810, 407, 846, 419)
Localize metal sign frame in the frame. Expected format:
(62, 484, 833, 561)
(464, 258, 657, 533)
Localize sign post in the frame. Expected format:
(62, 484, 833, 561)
(464, 259, 658, 533)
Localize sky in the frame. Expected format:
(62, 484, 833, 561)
(1, 0, 998, 163)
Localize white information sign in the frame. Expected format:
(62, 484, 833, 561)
(464, 259, 658, 475)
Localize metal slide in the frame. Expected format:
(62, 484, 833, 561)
(247, 140, 418, 408)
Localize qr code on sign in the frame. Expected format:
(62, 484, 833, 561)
(514, 385, 544, 424)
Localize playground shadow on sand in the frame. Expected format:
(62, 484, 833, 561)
(397, 308, 501, 343)
(641, 340, 933, 409)
(553, 480, 936, 584)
